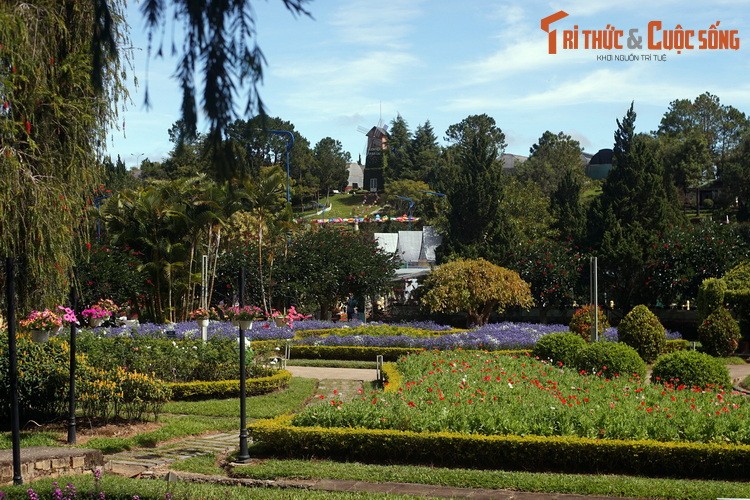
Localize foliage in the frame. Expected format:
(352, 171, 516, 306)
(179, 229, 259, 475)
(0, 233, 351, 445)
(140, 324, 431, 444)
(109, 1, 311, 175)
(167, 371, 291, 400)
(573, 342, 647, 379)
(532, 332, 586, 367)
(645, 221, 747, 309)
(0, 334, 70, 420)
(289, 350, 746, 445)
(75, 333, 249, 382)
(421, 258, 534, 326)
(698, 306, 740, 357)
(723, 260, 750, 336)
(0, 1, 128, 311)
(438, 114, 512, 262)
(617, 305, 667, 363)
(550, 168, 586, 244)
(587, 104, 684, 308)
(311, 136, 351, 195)
(698, 278, 728, 323)
(568, 305, 610, 341)
(279, 226, 399, 318)
(651, 350, 731, 389)
(75, 244, 148, 314)
(514, 131, 585, 197)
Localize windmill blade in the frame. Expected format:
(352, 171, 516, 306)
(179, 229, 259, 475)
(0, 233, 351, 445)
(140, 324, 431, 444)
(357, 125, 369, 134)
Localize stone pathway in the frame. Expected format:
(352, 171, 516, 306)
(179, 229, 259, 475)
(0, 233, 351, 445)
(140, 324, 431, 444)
(105, 432, 237, 478)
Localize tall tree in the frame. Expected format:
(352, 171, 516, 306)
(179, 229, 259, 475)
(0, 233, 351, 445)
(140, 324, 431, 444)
(551, 168, 586, 244)
(438, 114, 509, 262)
(410, 120, 442, 183)
(656, 92, 749, 173)
(588, 103, 683, 308)
(385, 114, 413, 182)
(0, 1, 129, 311)
(514, 131, 585, 196)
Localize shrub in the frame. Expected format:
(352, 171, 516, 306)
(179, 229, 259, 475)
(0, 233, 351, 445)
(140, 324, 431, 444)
(0, 334, 69, 420)
(698, 307, 740, 357)
(651, 350, 731, 389)
(697, 277, 726, 322)
(617, 305, 666, 363)
(532, 332, 586, 367)
(569, 305, 610, 341)
(573, 342, 646, 379)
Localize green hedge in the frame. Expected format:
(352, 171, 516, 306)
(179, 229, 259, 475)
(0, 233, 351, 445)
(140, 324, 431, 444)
(167, 370, 291, 400)
(289, 345, 422, 362)
(249, 415, 750, 480)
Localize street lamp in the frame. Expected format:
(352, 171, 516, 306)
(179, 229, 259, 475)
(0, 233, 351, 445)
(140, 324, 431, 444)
(266, 130, 294, 206)
(130, 152, 145, 168)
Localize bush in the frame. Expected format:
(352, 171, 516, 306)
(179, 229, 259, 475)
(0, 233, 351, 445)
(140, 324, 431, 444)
(651, 350, 731, 389)
(0, 334, 69, 420)
(573, 342, 646, 379)
(697, 277, 726, 322)
(617, 305, 666, 363)
(569, 305, 610, 341)
(698, 307, 740, 357)
(532, 333, 586, 367)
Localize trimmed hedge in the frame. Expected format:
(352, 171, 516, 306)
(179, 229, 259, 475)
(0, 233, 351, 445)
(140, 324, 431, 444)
(289, 345, 422, 362)
(651, 351, 731, 389)
(617, 305, 667, 363)
(573, 342, 647, 379)
(167, 370, 291, 400)
(532, 332, 586, 367)
(249, 415, 750, 480)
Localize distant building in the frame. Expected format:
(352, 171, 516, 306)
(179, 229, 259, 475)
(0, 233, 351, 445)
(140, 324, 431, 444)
(501, 153, 527, 171)
(585, 149, 613, 179)
(363, 126, 388, 192)
(346, 162, 364, 191)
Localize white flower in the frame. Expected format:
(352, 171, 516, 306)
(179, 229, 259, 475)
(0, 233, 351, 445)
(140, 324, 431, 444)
(508, 383, 513, 389)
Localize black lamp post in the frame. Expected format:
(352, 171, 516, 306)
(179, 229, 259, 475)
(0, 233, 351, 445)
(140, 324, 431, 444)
(237, 267, 250, 461)
(67, 285, 77, 444)
(6, 257, 22, 484)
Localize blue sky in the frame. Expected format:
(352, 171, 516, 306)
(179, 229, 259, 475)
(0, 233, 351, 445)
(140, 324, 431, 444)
(110, 0, 750, 168)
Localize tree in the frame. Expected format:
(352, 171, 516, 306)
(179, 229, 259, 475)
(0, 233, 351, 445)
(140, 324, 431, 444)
(385, 114, 413, 181)
(438, 114, 510, 262)
(587, 104, 683, 308)
(550, 168, 586, 244)
(421, 258, 534, 326)
(0, 1, 128, 311)
(280, 227, 399, 319)
(514, 131, 585, 196)
(644, 220, 749, 307)
(96, 0, 312, 153)
(720, 131, 750, 220)
(657, 92, 749, 168)
(409, 120, 442, 183)
(311, 137, 350, 196)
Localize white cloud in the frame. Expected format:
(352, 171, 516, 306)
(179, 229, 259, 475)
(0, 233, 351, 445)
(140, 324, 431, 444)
(329, 0, 424, 49)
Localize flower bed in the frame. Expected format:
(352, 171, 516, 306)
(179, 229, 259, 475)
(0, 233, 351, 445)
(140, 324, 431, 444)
(293, 350, 748, 444)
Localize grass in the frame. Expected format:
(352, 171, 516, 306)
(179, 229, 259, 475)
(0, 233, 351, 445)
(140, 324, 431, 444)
(0, 473, 407, 499)
(0, 431, 59, 449)
(162, 377, 317, 418)
(170, 453, 225, 476)
(309, 193, 382, 219)
(232, 457, 750, 500)
(1, 378, 317, 454)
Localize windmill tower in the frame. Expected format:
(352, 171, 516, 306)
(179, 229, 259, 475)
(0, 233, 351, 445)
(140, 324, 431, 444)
(359, 122, 388, 192)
